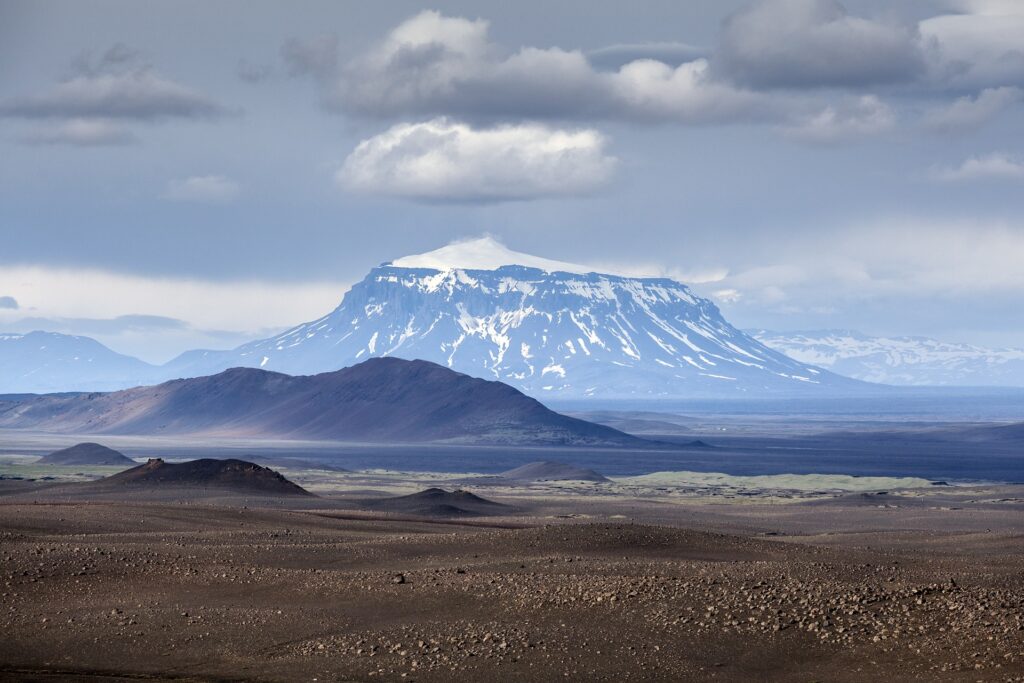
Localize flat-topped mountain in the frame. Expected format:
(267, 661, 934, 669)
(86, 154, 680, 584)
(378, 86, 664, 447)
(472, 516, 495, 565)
(37, 442, 135, 466)
(103, 458, 312, 496)
(0, 357, 650, 447)
(164, 238, 865, 398)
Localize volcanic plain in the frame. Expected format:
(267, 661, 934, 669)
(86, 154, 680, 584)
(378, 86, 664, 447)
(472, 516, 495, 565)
(1, 456, 1022, 683)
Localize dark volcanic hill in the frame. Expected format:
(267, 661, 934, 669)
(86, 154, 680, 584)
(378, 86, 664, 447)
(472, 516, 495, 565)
(362, 488, 507, 517)
(37, 442, 135, 466)
(0, 358, 652, 447)
(103, 458, 312, 496)
(500, 461, 610, 483)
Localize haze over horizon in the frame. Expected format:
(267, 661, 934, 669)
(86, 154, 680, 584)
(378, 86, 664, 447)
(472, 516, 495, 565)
(3, 0, 1024, 362)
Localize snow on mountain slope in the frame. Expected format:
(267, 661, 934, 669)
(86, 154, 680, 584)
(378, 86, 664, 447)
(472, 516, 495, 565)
(165, 238, 856, 398)
(392, 236, 592, 273)
(0, 331, 158, 394)
(752, 330, 1024, 387)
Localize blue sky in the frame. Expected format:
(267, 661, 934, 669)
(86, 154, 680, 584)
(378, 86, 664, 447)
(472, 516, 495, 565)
(2, 0, 1023, 362)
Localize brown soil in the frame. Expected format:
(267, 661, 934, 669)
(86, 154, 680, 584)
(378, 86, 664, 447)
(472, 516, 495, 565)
(0, 496, 1021, 682)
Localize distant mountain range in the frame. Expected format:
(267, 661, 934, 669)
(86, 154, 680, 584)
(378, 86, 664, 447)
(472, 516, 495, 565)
(0, 331, 157, 393)
(0, 357, 649, 447)
(1, 238, 861, 398)
(752, 330, 1024, 387)
(22, 239, 1019, 396)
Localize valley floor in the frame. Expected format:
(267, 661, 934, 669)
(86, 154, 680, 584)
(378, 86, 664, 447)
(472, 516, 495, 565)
(1, 487, 1022, 682)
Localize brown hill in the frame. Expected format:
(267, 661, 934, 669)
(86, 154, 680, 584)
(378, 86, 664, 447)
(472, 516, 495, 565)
(499, 461, 610, 483)
(361, 488, 507, 517)
(0, 358, 651, 447)
(102, 458, 312, 496)
(37, 442, 135, 466)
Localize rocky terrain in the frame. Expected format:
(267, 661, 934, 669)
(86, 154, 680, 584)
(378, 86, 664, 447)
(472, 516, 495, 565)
(0, 492, 1021, 682)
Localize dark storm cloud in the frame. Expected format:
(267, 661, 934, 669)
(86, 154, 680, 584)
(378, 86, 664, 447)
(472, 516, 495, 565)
(715, 0, 927, 89)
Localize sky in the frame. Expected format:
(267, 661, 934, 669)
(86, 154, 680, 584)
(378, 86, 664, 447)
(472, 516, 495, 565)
(1, 0, 1023, 363)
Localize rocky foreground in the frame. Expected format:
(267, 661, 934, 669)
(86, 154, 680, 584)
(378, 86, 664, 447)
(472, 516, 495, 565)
(0, 502, 1021, 682)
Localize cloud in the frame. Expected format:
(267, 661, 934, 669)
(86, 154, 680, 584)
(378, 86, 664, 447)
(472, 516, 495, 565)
(236, 59, 274, 83)
(163, 175, 241, 203)
(0, 69, 227, 121)
(920, 5, 1024, 89)
(1, 44, 228, 149)
(0, 265, 346, 331)
(284, 6, 1024, 138)
(20, 118, 138, 146)
(303, 10, 777, 125)
(715, 0, 926, 89)
(9, 314, 188, 335)
(587, 42, 708, 70)
(690, 219, 1024, 321)
(281, 34, 339, 78)
(711, 288, 742, 303)
(338, 118, 617, 202)
(930, 153, 1024, 182)
(925, 86, 1023, 132)
(784, 95, 895, 143)
(0, 296, 18, 310)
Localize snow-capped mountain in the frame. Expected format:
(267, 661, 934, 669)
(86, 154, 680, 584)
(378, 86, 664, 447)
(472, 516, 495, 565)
(0, 331, 158, 394)
(752, 329, 1024, 387)
(164, 238, 855, 398)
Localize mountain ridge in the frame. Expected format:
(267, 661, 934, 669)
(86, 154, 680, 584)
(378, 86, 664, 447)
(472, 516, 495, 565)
(753, 329, 1024, 387)
(0, 357, 652, 447)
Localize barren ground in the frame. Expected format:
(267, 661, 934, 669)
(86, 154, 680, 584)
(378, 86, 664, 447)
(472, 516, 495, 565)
(1, 483, 1022, 682)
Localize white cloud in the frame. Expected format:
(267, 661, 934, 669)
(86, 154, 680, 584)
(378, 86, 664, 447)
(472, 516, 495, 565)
(692, 220, 1024, 314)
(338, 118, 617, 202)
(163, 175, 242, 203)
(21, 118, 137, 146)
(711, 288, 742, 303)
(0, 265, 348, 362)
(925, 86, 1023, 132)
(920, 6, 1024, 89)
(783, 95, 895, 143)
(930, 153, 1024, 182)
